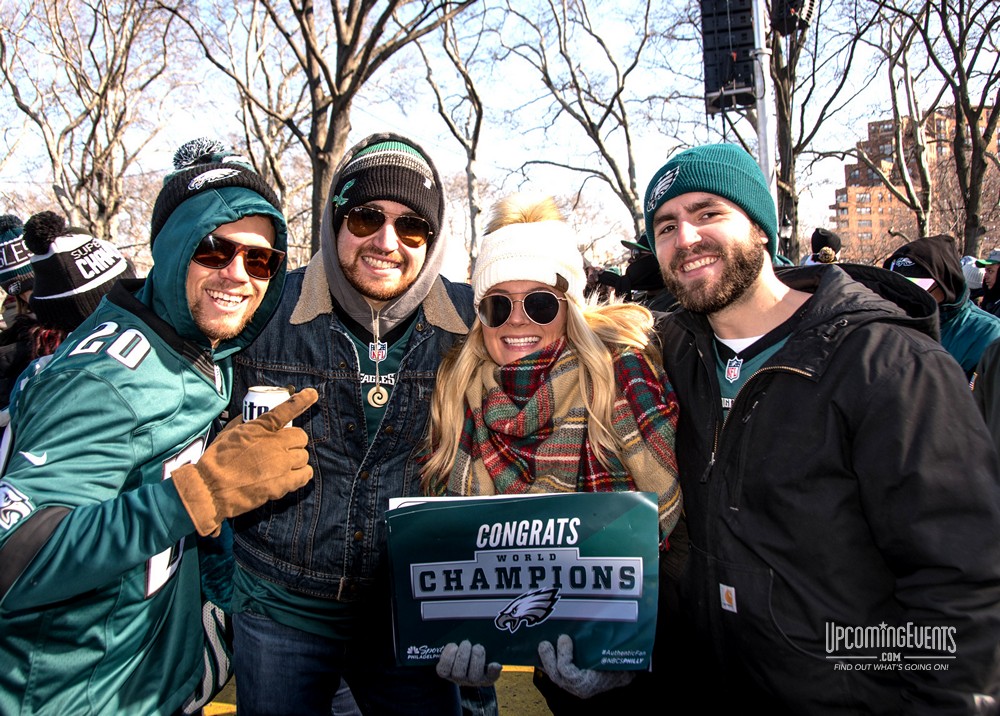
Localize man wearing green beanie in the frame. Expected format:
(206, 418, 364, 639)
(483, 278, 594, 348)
(648, 143, 1000, 712)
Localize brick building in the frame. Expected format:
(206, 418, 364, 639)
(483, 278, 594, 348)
(829, 110, 998, 265)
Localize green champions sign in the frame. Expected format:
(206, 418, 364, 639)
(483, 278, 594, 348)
(386, 492, 659, 670)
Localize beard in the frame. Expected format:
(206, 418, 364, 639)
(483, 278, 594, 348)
(189, 284, 260, 345)
(660, 232, 766, 315)
(340, 249, 417, 302)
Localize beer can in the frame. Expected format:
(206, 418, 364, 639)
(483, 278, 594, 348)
(243, 385, 293, 426)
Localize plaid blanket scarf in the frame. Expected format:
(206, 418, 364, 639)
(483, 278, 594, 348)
(446, 337, 682, 541)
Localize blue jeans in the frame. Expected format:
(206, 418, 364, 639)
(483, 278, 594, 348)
(233, 611, 461, 716)
(332, 681, 361, 715)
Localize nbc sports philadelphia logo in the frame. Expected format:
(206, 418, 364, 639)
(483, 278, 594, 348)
(825, 622, 957, 672)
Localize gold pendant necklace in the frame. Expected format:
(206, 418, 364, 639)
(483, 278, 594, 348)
(367, 385, 389, 407)
(367, 305, 389, 408)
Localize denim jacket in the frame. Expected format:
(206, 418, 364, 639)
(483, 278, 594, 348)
(229, 250, 473, 602)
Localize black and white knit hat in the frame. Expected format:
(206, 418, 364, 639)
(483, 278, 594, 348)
(150, 138, 283, 244)
(330, 139, 443, 240)
(23, 211, 134, 331)
(0, 214, 34, 296)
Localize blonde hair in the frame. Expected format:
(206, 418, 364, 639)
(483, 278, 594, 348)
(484, 193, 564, 233)
(422, 193, 662, 493)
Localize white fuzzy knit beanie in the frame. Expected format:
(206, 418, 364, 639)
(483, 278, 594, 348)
(472, 220, 586, 309)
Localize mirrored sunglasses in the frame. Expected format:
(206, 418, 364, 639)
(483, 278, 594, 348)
(477, 291, 567, 328)
(192, 234, 286, 280)
(346, 205, 433, 248)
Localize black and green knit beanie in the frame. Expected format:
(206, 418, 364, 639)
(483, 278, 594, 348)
(330, 138, 443, 241)
(150, 138, 282, 245)
(643, 144, 778, 257)
(23, 211, 135, 331)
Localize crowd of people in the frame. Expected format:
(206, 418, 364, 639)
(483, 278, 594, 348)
(0, 133, 999, 716)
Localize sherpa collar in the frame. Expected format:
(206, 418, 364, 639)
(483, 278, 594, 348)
(290, 248, 469, 334)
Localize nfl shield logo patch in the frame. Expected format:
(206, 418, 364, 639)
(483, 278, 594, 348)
(369, 340, 387, 362)
(725, 357, 743, 384)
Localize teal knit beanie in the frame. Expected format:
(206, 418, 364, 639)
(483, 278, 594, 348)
(643, 144, 778, 258)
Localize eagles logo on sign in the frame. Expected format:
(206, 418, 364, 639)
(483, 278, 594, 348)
(494, 588, 559, 634)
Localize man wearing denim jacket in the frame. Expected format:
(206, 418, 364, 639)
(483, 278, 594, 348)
(228, 133, 473, 715)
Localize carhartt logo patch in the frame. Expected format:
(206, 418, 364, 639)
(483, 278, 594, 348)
(645, 167, 680, 212)
(720, 583, 737, 613)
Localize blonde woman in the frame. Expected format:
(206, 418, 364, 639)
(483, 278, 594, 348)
(423, 195, 682, 712)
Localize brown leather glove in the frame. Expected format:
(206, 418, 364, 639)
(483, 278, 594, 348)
(173, 388, 318, 536)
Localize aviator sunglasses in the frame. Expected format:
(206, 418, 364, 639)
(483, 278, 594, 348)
(477, 291, 567, 328)
(346, 206, 433, 248)
(192, 234, 286, 280)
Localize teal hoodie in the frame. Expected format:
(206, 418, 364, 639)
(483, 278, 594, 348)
(138, 185, 288, 359)
(0, 184, 287, 715)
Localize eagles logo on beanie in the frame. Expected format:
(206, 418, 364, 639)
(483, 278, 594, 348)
(330, 139, 443, 240)
(150, 138, 283, 244)
(23, 211, 135, 331)
(883, 234, 964, 304)
(643, 143, 778, 257)
(0, 214, 34, 296)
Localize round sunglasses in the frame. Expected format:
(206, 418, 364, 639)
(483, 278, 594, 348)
(477, 291, 567, 328)
(192, 234, 286, 280)
(346, 206, 433, 248)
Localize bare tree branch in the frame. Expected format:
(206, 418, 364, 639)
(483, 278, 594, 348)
(0, 0, 181, 254)
(159, 0, 474, 253)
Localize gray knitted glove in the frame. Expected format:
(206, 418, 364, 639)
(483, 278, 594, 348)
(436, 640, 503, 687)
(537, 634, 636, 699)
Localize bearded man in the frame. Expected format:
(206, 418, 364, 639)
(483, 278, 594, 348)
(648, 143, 1000, 714)
(226, 134, 473, 715)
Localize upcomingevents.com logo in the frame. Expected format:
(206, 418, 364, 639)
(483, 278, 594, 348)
(825, 622, 957, 672)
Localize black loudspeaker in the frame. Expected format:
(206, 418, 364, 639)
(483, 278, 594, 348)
(700, 0, 757, 113)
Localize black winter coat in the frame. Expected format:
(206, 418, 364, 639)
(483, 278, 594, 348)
(658, 264, 1000, 715)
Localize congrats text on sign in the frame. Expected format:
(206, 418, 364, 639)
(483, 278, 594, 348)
(386, 492, 659, 670)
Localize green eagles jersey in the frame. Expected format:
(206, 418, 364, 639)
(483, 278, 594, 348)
(0, 289, 230, 714)
(0, 179, 289, 716)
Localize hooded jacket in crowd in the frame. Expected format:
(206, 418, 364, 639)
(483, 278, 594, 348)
(884, 234, 1000, 378)
(225, 133, 474, 707)
(658, 263, 1000, 713)
(0, 160, 287, 714)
